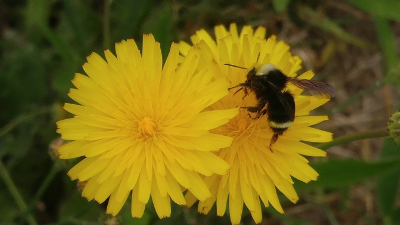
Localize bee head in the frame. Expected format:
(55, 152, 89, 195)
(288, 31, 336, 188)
(256, 64, 278, 76)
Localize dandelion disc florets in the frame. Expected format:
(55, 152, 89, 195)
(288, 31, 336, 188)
(56, 34, 239, 219)
(179, 24, 333, 224)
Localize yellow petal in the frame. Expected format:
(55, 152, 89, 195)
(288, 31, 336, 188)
(151, 180, 171, 218)
(107, 187, 130, 216)
(138, 167, 152, 204)
(165, 171, 186, 205)
(186, 171, 211, 201)
(229, 186, 243, 225)
(131, 186, 146, 218)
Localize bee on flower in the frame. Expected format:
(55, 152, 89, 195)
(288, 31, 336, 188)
(179, 23, 334, 224)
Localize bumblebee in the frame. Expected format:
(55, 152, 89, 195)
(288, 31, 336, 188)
(228, 64, 335, 150)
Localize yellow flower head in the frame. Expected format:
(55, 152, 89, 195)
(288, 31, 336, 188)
(180, 24, 333, 224)
(56, 34, 238, 219)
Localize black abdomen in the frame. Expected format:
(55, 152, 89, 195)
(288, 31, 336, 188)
(268, 91, 295, 132)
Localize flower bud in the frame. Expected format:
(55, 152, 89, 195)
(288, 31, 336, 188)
(387, 110, 400, 144)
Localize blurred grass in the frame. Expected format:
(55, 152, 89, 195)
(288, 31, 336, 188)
(375, 18, 400, 88)
(1, 0, 400, 224)
(346, 0, 400, 22)
(297, 4, 372, 49)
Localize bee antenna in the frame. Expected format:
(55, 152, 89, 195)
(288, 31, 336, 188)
(224, 63, 247, 70)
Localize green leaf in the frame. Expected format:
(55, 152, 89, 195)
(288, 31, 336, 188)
(0, 189, 19, 222)
(295, 158, 400, 190)
(0, 42, 48, 120)
(58, 192, 102, 221)
(142, 3, 174, 60)
(346, 0, 400, 22)
(380, 138, 400, 160)
(26, 0, 51, 29)
(25, 0, 75, 64)
(391, 207, 400, 224)
(119, 199, 174, 225)
(61, 0, 102, 57)
(377, 139, 400, 218)
(374, 18, 400, 89)
(264, 207, 314, 225)
(121, 208, 152, 225)
(272, 0, 290, 12)
(111, 0, 154, 43)
(53, 68, 76, 96)
(297, 6, 371, 48)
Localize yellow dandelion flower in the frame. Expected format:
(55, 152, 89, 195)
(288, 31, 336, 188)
(180, 24, 333, 224)
(56, 34, 238, 219)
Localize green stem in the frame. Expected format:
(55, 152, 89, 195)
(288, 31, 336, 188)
(0, 160, 37, 225)
(103, 0, 113, 49)
(315, 188, 340, 225)
(18, 165, 61, 225)
(0, 107, 52, 137)
(317, 127, 390, 150)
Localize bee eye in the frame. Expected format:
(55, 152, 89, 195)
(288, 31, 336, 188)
(256, 64, 278, 75)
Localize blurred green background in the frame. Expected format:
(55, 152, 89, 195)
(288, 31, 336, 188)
(1, 0, 400, 224)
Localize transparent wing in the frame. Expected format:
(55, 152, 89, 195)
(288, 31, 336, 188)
(288, 78, 336, 98)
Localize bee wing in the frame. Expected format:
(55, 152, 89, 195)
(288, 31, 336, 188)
(288, 78, 336, 98)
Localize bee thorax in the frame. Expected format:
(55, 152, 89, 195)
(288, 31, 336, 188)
(256, 64, 278, 75)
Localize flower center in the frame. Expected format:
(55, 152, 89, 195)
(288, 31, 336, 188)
(138, 117, 157, 137)
(236, 117, 248, 132)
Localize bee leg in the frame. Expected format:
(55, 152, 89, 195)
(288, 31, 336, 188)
(229, 82, 251, 96)
(241, 106, 260, 113)
(245, 109, 266, 120)
(269, 134, 279, 152)
(228, 82, 248, 91)
(241, 99, 267, 119)
(228, 84, 240, 91)
(241, 106, 261, 120)
(246, 112, 257, 119)
(233, 87, 243, 95)
(242, 88, 249, 99)
(257, 109, 267, 118)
